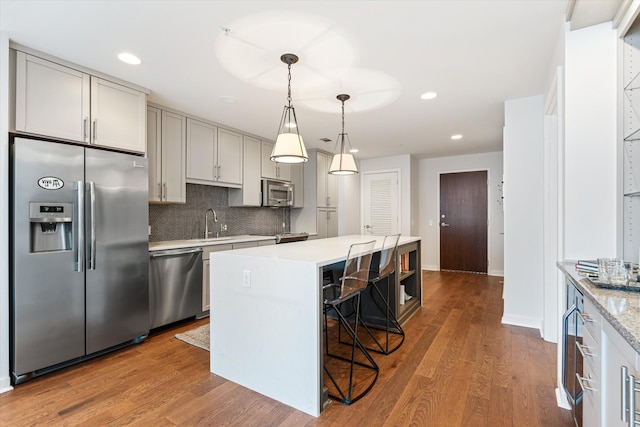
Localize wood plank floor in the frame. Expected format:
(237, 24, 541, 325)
(0, 271, 574, 426)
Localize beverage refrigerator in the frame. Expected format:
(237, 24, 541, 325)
(10, 136, 150, 384)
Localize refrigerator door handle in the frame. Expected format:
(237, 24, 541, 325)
(88, 181, 97, 270)
(74, 181, 84, 272)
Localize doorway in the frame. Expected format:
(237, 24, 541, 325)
(362, 170, 400, 236)
(439, 170, 488, 273)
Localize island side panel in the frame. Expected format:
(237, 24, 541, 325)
(209, 252, 322, 417)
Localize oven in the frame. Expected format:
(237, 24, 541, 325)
(563, 277, 584, 427)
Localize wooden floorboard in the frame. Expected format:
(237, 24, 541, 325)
(0, 271, 573, 426)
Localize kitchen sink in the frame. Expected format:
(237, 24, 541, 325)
(192, 237, 233, 243)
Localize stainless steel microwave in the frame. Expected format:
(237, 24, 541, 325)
(262, 180, 294, 207)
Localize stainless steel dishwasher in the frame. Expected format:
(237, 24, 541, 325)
(149, 247, 203, 329)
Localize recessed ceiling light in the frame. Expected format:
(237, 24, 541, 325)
(285, 122, 297, 129)
(349, 148, 359, 153)
(420, 92, 437, 100)
(218, 95, 237, 104)
(118, 52, 141, 65)
(451, 134, 463, 140)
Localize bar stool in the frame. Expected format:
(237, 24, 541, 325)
(362, 234, 404, 354)
(323, 240, 378, 405)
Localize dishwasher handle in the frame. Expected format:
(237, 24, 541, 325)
(150, 247, 203, 258)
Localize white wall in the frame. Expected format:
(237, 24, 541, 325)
(564, 22, 618, 259)
(418, 152, 504, 275)
(503, 95, 545, 331)
(0, 32, 12, 393)
(359, 154, 415, 237)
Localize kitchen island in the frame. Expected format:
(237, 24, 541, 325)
(209, 235, 421, 416)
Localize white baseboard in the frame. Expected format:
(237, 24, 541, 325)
(555, 387, 571, 410)
(422, 265, 438, 271)
(488, 269, 504, 277)
(501, 314, 543, 333)
(0, 376, 13, 394)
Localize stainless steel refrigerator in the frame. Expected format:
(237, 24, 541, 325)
(10, 137, 149, 384)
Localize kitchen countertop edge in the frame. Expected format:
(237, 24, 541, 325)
(149, 235, 277, 252)
(558, 261, 640, 354)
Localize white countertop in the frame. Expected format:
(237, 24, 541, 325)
(212, 235, 421, 267)
(148, 235, 276, 251)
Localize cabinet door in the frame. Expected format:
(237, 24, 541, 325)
(203, 259, 210, 312)
(603, 319, 639, 427)
(186, 118, 216, 182)
(15, 52, 90, 142)
(317, 208, 328, 239)
(147, 107, 162, 202)
(291, 163, 304, 208)
(278, 162, 292, 181)
(317, 152, 329, 206)
(161, 110, 186, 203)
(90, 77, 146, 153)
(327, 209, 338, 238)
(261, 141, 278, 180)
(216, 128, 243, 185)
(326, 168, 338, 208)
(262, 140, 292, 181)
(229, 136, 261, 207)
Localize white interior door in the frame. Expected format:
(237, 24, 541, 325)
(362, 171, 400, 235)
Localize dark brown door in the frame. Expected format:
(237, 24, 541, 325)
(440, 171, 488, 273)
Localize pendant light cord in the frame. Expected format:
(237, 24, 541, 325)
(287, 63, 292, 108)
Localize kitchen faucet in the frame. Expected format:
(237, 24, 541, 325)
(204, 208, 218, 239)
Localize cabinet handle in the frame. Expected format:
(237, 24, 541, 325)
(217, 164, 220, 180)
(624, 366, 629, 423)
(630, 372, 636, 426)
(576, 341, 594, 358)
(163, 182, 167, 200)
(577, 311, 594, 324)
(575, 372, 596, 392)
(92, 119, 98, 143)
(83, 117, 89, 141)
(326, 196, 330, 206)
(157, 183, 161, 200)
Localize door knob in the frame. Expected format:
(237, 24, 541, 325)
(441, 222, 450, 227)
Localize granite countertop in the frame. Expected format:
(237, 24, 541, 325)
(149, 235, 276, 252)
(558, 261, 640, 354)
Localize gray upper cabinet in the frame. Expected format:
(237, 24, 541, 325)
(147, 107, 186, 203)
(229, 135, 262, 207)
(15, 51, 146, 154)
(186, 118, 242, 188)
(261, 140, 291, 182)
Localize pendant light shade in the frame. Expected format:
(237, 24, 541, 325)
(271, 53, 308, 164)
(329, 94, 358, 175)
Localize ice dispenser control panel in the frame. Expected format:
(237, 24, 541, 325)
(29, 202, 73, 253)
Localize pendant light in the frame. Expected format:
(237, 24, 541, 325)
(271, 53, 308, 164)
(329, 94, 358, 175)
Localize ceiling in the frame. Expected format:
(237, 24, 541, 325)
(0, 0, 623, 161)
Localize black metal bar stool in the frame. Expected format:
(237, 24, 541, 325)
(323, 240, 378, 405)
(361, 234, 405, 354)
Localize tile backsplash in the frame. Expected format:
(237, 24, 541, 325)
(148, 184, 290, 242)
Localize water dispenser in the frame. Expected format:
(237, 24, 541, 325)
(29, 202, 73, 253)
